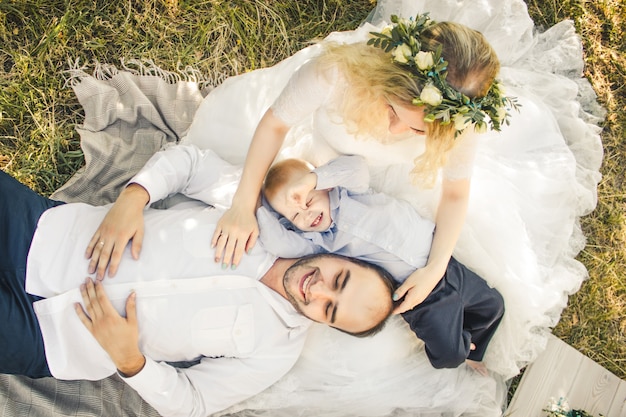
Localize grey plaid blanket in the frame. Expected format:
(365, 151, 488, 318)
(0, 61, 209, 417)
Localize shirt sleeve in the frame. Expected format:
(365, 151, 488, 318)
(130, 143, 242, 208)
(314, 155, 370, 193)
(121, 336, 303, 417)
(271, 58, 336, 126)
(338, 191, 436, 281)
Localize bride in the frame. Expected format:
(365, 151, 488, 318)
(179, 0, 603, 415)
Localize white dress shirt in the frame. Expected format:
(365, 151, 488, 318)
(26, 186, 310, 417)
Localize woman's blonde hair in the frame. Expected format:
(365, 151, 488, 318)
(317, 21, 500, 186)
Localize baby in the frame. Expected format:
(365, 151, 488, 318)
(259, 155, 504, 373)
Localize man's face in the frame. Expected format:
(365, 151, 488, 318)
(283, 254, 392, 334)
(270, 187, 333, 233)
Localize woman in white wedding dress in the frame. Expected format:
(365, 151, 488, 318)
(183, 0, 604, 415)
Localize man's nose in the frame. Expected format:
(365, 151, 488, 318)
(308, 279, 334, 300)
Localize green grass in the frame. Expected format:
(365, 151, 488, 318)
(525, 0, 626, 379)
(1, 0, 624, 385)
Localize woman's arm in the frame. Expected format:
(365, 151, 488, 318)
(212, 108, 290, 268)
(392, 177, 470, 314)
(213, 58, 335, 267)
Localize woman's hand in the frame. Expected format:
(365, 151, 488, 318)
(392, 266, 444, 314)
(212, 205, 259, 268)
(85, 184, 149, 280)
(211, 108, 289, 268)
(392, 177, 471, 314)
(75, 278, 146, 377)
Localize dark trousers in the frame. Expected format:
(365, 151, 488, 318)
(0, 171, 64, 377)
(401, 257, 504, 369)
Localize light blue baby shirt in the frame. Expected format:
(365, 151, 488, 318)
(258, 155, 435, 282)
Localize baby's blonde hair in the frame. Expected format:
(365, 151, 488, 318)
(317, 21, 500, 186)
(263, 158, 313, 204)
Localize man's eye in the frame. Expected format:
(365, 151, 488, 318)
(325, 302, 332, 319)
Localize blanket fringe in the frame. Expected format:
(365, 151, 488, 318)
(64, 57, 225, 90)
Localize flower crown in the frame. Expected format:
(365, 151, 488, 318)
(367, 14, 519, 136)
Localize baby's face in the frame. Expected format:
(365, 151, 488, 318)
(270, 188, 333, 232)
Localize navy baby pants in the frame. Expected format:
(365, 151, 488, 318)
(0, 171, 64, 377)
(401, 257, 504, 369)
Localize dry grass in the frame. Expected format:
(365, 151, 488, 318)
(0, 0, 623, 385)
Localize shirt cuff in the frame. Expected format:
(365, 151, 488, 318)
(128, 174, 168, 207)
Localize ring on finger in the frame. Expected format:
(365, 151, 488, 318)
(99, 241, 105, 246)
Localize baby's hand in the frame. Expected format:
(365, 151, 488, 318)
(286, 172, 317, 209)
(392, 267, 444, 314)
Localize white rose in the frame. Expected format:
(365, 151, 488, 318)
(420, 84, 443, 106)
(381, 25, 393, 37)
(415, 51, 434, 70)
(392, 43, 412, 64)
(452, 113, 472, 131)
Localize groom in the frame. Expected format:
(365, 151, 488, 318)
(0, 170, 395, 417)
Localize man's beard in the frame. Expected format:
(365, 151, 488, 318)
(282, 254, 323, 315)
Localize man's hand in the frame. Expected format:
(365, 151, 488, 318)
(212, 205, 259, 269)
(85, 184, 149, 280)
(75, 278, 146, 377)
(392, 266, 444, 314)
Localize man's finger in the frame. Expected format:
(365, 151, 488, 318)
(95, 252, 112, 281)
(131, 229, 144, 260)
(84, 278, 105, 317)
(125, 291, 137, 326)
(108, 243, 128, 278)
(85, 233, 101, 259)
(75, 303, 93, 331)
(80, 281, 94, 318)
(87, 239, 107, 274)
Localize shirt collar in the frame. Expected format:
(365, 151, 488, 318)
(255, 280, 312, 331)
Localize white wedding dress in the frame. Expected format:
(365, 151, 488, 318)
(183, 0, 604, 415)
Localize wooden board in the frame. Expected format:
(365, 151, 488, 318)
(506, 334, 626, 417)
